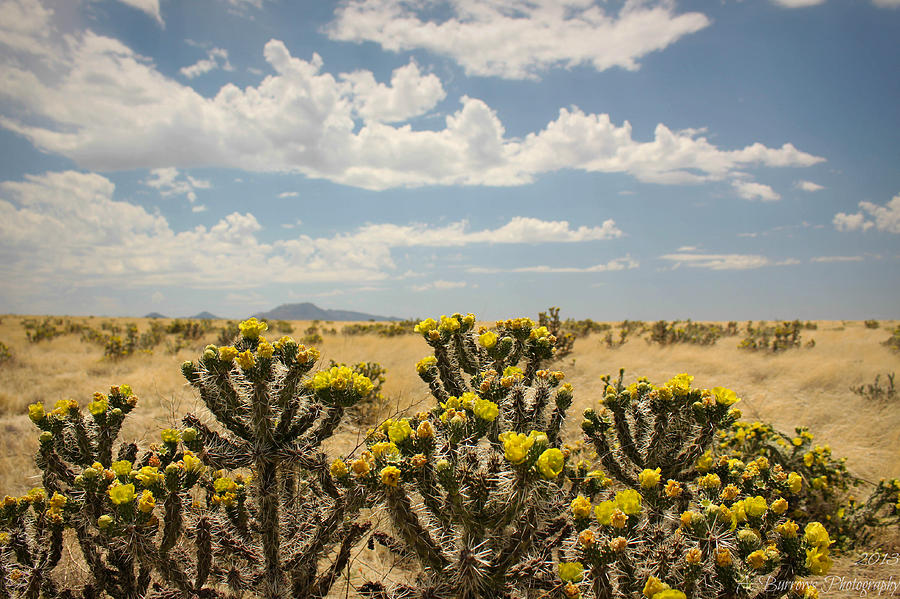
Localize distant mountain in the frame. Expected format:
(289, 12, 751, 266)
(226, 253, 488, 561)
(144, 312, 167, 319)
(255, 302, 402, 322)
(190, 311, 219, 320)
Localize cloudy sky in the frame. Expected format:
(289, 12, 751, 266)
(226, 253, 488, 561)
(0, 0, 897, 320)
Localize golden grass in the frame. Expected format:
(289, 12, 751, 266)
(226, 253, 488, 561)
(0, 315, 897, 597)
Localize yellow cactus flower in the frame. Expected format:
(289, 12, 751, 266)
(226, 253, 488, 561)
(639, 468, 662, 489)
(137, 490, 155, 513)
(108, 483, 135, 505)
(744, 496, 767, 518)
(771, 497, 789, 515)
(680, 511, 696, 528)
(213, 477, 237, 494)
(479, 331, 498, 349)
(558, 561, 584, 583)
(181, 451, 205, 475)
(653, 591, 687, 599)
(88, 396, 108, 416)
(437, 315, 460, 333)
(238, 318, 268, 339)
(257, 339, 274, 358)
(416, 420, 435, 439)
(135, 466, 161, 487)
(411, 454, 428, 468)
(643, 576, 670, 598)
(371, 442, 399, 460)
(380, 466, 401, 487)
(48, 492, 67, 510)
(97, 514, 113, 529)
(499, 431, 536, 465)
(715, 548, 733, 568)
(805, 546, 832, 575)
(698, 473, 721, 490)
(160, 429, 180, 444)
(595, 501, 616, 525)
(218, 346, 239, 362)
(415, 356, 437, 374)
(746, 550, 767, 570)
(664, 479, 683, 498)
(388, 419, 413, 444)
(777, 520, 799, 538)
(610, 509, 628, 528)
(720, 484, 740, 501)
(667, 373, 693, 395)
(571, 495, 592, 519)
(330, 459, 348, 479)
(608, 536, 627, 552)
(473, 398, 499, 422)
(236, 350, 256, 370)
(28, 402, 45, 423)
(685, 547, 702, 565)
(712, 386, 739, 406)
(577, 529, 596, 548)
(615, 489, 641, 515)
(803, 522, 831, 548)
(111, 460, 132, 477)
(350, 457, 371, 477)
(537, 448, 564, 479)
(788, 472, 803, 494)
(696, 452, 713, 473)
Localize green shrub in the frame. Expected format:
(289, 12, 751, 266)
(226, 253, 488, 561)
(341, 320, 419, 337)
(864, 319, 880, 329)
(0, 341, 11, 365)
(739, 320, 806, 352)
(646, 320, 727, 346)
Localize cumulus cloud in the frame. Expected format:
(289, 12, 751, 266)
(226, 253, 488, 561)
(833, 193, 900, 233)
(180, 47, 233, 79)
(0, 171, 626, 301)
(0, 2, 823, 191)
(660, 252, 772, 270)
(326, 0, 711, 80)
(732, 180, 781, 201)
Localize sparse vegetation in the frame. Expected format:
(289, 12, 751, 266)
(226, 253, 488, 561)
(0, 341, 11, 365)
(646, 320, 738, 346)
(738, 320, 809, 352)
(341, 320, 419, 337)
(884, 325, 900, 352)
(538, 306, 575, 358)
(0, 314, 898, 598)
(850, 372, 896, 403)
(864, 319, 880, 329)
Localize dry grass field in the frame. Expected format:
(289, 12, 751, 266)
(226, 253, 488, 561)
(0, 315, 898, 597)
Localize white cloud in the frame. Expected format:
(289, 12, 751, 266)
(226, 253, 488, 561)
(732, 179, 781, 202)
(342, 61, 446, 123)
(770, 0, 826, 7)
(833, 193, 900, 233)
(0, 171, 627, 303)
(871, 0, 900, 6)
(191, 204, 207, 213)
(795, 180, 824, 192)
(277, 191, 299, 198)
(109, 0, 163, 25)
(0, 0, 56, 59)
(326, 0, 711, 80)
(0, 5, 823, 191)
(810, 255, 864, 263)
(660, 252, 772, 270)
(180, 47, 233, 79)
(467, 257, 638, 274)
(143, 167, 210, 204)
(411, 280, 467, 292)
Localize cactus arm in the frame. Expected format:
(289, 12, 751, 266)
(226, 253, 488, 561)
(384, 488, 449, 573)
(311, 521, 373, 598)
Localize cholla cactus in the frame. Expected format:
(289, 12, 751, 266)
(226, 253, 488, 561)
(345, 313, 578, 598)
(179, 317, 374, 598)
(0, 318, 374, 599)
(719, 420, 900, 547)
(564, 373, 834, 598)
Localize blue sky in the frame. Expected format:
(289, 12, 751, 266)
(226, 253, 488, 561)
(0, 0, 898, 320)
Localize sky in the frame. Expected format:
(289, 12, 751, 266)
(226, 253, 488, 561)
(0, 0, 898, 321)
